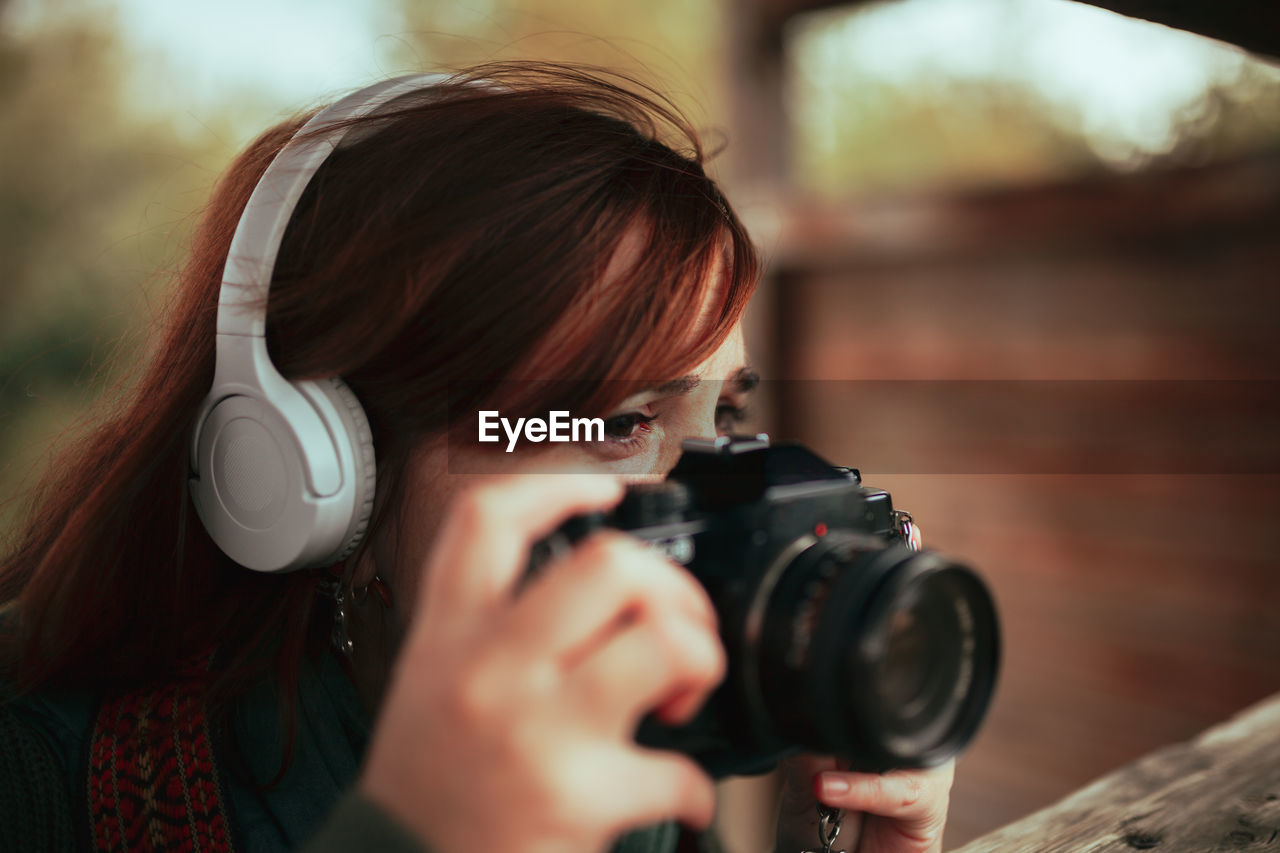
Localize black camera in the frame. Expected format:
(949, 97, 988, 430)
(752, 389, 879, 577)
(530, 436, 1000, 777)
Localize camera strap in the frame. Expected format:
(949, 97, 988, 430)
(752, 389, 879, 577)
(802, 803, 844, 853)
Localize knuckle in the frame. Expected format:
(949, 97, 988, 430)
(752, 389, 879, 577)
(579, 535, 712, 615)
(686, 628, 726, 686)
(646, 609, 685, 653)
(900, 773, 925, 809)
(575, 534, 652, 592)
(645, 553, 715, 621)
(656, 612, 723, 686)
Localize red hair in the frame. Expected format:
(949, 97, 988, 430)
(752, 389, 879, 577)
(0, 63, 757, 720)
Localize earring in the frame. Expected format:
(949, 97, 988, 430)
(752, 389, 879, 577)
(317, 575, 355, 657)
(350, 574, 393, 608)
(318, 573, 393, 657)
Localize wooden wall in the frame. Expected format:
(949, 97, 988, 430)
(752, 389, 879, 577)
(743, 152, 1280, 848)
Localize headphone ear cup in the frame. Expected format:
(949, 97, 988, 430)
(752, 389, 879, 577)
(313, 376, 376, 563)
(190, 374, 376, 572)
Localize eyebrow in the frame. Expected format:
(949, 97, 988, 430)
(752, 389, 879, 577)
(640, 366, 759, 398)
(646, 375, 702, 396)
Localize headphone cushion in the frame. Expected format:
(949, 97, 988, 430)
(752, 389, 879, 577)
(316, 376, 377, 562)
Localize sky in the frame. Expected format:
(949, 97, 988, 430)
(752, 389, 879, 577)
(6, 0, 1278, 159)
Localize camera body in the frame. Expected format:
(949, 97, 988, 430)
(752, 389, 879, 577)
(531, 436, 999, 778)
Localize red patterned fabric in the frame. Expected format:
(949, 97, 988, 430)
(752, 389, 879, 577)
(86, 660, 236, 852)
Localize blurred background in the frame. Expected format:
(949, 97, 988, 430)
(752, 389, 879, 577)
(2, 0, 1278, 849)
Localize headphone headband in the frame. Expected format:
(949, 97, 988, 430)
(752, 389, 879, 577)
(217, 73, 451, 338)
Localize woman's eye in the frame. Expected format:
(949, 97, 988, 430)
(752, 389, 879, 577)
(715, 403, 748, 434)
(602, 411, 657, 440)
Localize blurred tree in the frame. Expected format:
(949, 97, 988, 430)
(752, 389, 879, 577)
(790, 72, 1105, 196)
(786, 0, 1280, 197)
(389, 0, 729, 141)
(787, 53, 1280, 198)
(1162, 62, 1280, 167)
(0, 13, 227, 533)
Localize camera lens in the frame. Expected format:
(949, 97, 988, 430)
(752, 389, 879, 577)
(752, 534, 999, 771)
(857, 565, 995, 765)
(878, 604, 932, 714)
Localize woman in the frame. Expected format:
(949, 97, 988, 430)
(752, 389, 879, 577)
(0, 63, 952, 852)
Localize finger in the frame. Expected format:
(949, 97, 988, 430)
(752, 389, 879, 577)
(777, 754, 839, 815)
(420, 474, 623, 631)
(567, 603, 725, 733)
(815, 763, 954, 821)
(509, 532, 716, 661)
(604, 751, 717, 832)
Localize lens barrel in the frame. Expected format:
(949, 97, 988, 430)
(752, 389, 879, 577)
(755, 533, 999, 771)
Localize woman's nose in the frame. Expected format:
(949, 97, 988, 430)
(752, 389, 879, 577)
(689, 415, 720, 442)
(684, 404, 723, 445)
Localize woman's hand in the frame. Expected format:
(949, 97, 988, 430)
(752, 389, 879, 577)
(359, 474, 726, 853)
(775, 755, 954, 853)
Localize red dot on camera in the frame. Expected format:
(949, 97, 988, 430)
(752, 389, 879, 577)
(814, 522, 828, 537)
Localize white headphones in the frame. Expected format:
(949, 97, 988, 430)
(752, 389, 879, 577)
(189, 74, 450, 572)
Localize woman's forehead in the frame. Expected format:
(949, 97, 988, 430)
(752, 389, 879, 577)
(674, 324, 748, 386)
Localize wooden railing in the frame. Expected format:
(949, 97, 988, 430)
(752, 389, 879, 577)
(951, 693, 1280, 852)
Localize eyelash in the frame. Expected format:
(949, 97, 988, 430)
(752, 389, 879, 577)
(601, 411, 658, 448)
(595, 396, 751, 460)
